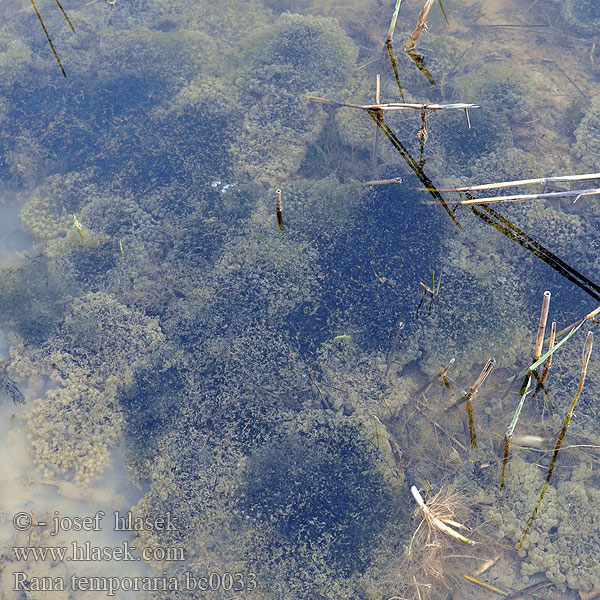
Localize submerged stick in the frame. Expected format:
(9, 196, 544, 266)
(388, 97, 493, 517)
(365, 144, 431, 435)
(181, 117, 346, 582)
(386, 0, 405, 43)
(447, 187, 600, 205)
(362, 177, 403, 186)
(533, 291, 551, 360)
(461, 574, 508, 597)
(518, 332, 593, 548)
(439, 172, 600, 193)
(405, 0, 436, 50)
(0, 368, 26, 405)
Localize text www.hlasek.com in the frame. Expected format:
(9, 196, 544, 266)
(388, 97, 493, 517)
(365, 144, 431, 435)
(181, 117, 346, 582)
(13, 540, 174, 562)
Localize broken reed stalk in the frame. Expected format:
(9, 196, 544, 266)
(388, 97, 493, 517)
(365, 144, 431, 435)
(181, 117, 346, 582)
(54, 0, 75, 33)
(518, 332, 593, 549)
(464, 358, 496, 399)
(533, 291, 551, 360)
(417, 357, 455, 397)
(386, 0, 404, 43)
(417, 109, 428, 141)
(405, 0, 436, 51)
(439, 172, 600, 192)
(462, 358, 495, 449)
(386, 43, 406, 101)
(447, 187, 600, 205)
(307, 95, 478, 112)
(275, 189, 284, 230)
(505, 304, 600, 386)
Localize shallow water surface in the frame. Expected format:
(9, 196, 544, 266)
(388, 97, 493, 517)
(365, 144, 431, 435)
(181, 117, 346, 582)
(0, 1, 599, 599)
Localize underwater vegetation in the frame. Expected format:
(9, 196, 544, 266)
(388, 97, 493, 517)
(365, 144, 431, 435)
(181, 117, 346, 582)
(1, 0, 600, 599)
(572, 97, 600, 173)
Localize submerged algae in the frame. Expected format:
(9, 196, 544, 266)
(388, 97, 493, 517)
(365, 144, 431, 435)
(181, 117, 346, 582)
(238, 412, 407, 599)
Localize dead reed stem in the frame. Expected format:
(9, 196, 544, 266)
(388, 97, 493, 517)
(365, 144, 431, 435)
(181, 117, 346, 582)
(439, 172, 600, 193)
(405, 0, 436, 50)
(533, 291, 551, 360)
(465, 358, 496, 399)
(447, 187, 600, 205)
(307, 95, 477, 112)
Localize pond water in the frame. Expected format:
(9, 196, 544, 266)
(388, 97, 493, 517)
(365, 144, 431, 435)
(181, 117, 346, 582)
(0, 0, 599, 599)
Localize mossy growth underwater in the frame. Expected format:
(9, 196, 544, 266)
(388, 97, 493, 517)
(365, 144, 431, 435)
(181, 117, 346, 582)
(2, 0, 600, 599)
